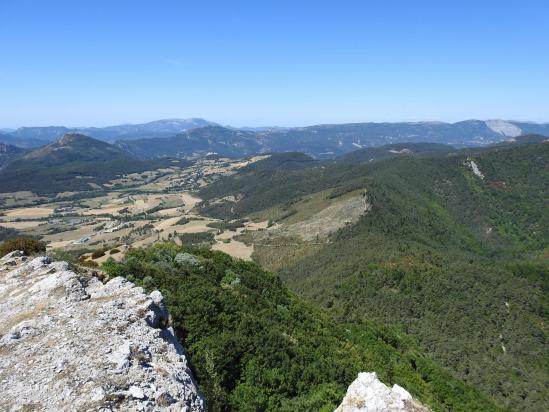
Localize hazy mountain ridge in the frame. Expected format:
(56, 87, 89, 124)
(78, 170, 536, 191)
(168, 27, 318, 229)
(4, 118, 216, 146)
(3, 119, 549, 158)
(117, 119, 549, 160)
(0, 132, 48, 149)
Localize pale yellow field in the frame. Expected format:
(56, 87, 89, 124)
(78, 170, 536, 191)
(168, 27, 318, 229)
(230, 155, 271, 169)
(246, 220, 269, 230)
(215, 230, 238, 241)
(1, 158, 277, 264)
(0, 191, 42, 206)
(82, 205, 126, 216)
(5, 207, 54, 218)
(155, 207, 180, 216)
(180, 193, 201, 211)
(47, 240, 73, 249)
(43, 225, 98, 243)
(0, 221, 42, 229)
(212, 239, 253, 261)
(153, 216, 183, 232)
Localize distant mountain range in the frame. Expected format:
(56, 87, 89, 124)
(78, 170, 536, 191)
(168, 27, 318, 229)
(1, 118, 548, 159)
(116, 119, 549, 159)
(0, 118, 217, 147)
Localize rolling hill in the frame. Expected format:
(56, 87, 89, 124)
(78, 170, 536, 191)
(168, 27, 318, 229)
(0, 133, 182, 194)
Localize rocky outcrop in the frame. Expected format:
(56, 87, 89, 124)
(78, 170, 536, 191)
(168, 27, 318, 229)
(485, 119, 522, 137)
(336, 372, 430, 412)
(0, 251, 204, 411)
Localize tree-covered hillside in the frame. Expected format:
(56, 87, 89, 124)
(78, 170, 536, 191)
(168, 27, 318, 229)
(198, 141, 549, 411)
(116, 126, 262, 159)
(0, 133, 186, 194)
(0, 143, 26, 168)
(102, 244, 502, 412)
(335, 142, 455, 164)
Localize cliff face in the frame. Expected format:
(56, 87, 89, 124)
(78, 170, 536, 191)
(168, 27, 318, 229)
(336, 372, 430, 412)
(0, 251, 204, 411)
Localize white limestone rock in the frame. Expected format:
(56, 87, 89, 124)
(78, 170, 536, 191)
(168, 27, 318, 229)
(464, 157, 485, 179)
(0, 251, 204, 411)
(335, 372, 430, 412)
(485, 119, 522, 137)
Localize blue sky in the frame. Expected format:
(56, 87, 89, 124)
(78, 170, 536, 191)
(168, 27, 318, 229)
(1, 0, 548, 127)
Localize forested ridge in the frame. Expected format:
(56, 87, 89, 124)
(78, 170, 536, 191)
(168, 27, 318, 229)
(0, 133, 186, 194)
(199, 140, 549, 411)
(102, 244, 502, 411)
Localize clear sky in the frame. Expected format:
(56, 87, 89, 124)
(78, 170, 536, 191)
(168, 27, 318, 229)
(1, 0, 548, 128)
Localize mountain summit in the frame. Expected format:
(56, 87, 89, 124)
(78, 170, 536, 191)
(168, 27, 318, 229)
(0, 134, 170, 193)
(23, 133, 133, 164)
(6, 118, 218, 145)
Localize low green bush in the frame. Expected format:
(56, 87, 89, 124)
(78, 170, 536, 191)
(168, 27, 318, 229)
(91, 249, 106, 259)
(0, 237, 46, 256)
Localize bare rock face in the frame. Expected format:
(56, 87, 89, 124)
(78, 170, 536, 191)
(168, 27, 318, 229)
(0, 251, 204, 411)
(335, 372, 430, 412)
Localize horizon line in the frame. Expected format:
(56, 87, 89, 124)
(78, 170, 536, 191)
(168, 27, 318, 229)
(3, 117, 549, 131)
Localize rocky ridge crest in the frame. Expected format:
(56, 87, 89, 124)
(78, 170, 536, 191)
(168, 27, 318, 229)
(0, 251, 203, 411)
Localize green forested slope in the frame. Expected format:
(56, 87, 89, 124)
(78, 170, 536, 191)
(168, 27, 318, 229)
(199, 141, 549, 411)
(0, 133, 184, 194)
(102, 244, 502, 412)
(335, 142, 455, 164)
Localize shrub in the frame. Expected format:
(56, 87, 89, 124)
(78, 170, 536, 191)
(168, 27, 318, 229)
(0, 237, 46, 256)
(179, 231, 215, 246)
(174, 252, 200, 266)
(80, 259, 99, 268)
(221, 269, 240, 287)
(207, 220, 246, 231)
(109, 248, 121, 255)
(176, 217, 191, 225)
(0, 227, 21, 242)
(91, 249, 106, 259)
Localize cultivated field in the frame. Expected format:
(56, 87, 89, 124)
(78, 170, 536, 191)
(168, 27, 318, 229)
(0, 153, 369, 267)
(0, 156, 272, 263)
